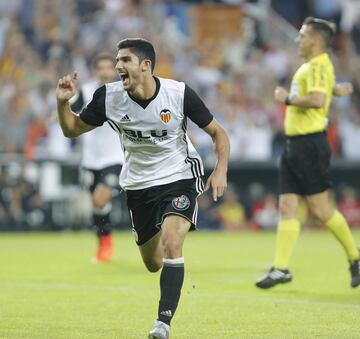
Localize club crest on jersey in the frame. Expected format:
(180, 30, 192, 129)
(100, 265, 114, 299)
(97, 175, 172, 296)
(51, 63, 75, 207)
(160, 109, 171, 123)
(172, 195, 190, 211)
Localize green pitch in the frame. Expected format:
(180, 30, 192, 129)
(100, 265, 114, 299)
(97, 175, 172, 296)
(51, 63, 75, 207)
(0, 230, 359, 338)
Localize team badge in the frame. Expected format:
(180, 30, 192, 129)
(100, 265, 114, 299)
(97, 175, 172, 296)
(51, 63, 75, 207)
(172, 195, 190, 211)
(160, 109, 171, 123)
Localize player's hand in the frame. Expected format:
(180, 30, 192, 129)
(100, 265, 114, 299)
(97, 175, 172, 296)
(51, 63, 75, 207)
(334, 82, 353, 96)
(56, 71, 78, 103)
(204, 170, 227, 202)
(274, 86, 289, 104)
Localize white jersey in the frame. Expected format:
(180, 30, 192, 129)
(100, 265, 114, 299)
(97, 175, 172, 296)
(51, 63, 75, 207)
(80, 77, 213, 190)
(71, 81, 124, 170)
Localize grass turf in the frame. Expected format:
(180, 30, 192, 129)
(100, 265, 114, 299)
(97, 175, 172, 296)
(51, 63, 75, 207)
(0, 230, 359, 338)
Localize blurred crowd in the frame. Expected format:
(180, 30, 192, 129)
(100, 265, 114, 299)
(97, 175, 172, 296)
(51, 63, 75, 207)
(1, 0, 360, 231)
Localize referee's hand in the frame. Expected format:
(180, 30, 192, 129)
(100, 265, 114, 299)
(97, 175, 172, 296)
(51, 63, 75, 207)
(204, 170, 227, 202)
(56, 71, 78, 103)
(274, 86, 289, 104)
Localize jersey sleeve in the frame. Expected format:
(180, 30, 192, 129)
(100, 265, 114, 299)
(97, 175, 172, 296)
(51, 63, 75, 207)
(184, 84, 213, 128)
(79, 85, 107, 126)
(70, 90, 85, 113)
(307, 62, 328, 94)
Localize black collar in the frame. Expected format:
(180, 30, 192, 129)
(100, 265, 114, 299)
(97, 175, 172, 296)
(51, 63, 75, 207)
(128, 76, 160, 109)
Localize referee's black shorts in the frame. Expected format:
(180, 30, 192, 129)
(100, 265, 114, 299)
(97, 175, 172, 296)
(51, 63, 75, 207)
(279, 131, 332, 196)
(126, 177, 203, 246)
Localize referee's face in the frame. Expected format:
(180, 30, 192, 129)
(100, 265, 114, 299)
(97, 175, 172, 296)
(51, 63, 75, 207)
(115, 48, 143, 93)
(296, 24, 314, 59)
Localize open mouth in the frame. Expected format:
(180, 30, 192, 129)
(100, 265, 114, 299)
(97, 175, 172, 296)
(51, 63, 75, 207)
(119, 73, 129, 86)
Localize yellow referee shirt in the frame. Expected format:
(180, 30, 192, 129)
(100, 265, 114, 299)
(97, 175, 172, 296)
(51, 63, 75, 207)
(284, 53, 335, 136)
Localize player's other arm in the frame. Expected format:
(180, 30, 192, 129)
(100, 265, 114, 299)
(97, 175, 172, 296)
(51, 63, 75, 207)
(56, 72, 95, 138)
(274, 86, 326, 109)
(184, 84, 229, 201)
(203, 119, 230, 202)
(333, 82, 353, 96)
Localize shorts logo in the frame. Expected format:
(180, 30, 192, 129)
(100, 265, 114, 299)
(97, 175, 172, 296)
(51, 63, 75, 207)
(172, 195, 190, 211)
(160, 109, 171, 123)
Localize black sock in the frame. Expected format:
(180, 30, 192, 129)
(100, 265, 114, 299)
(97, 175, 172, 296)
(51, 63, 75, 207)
(158, 257, 184, 326)
(93, 212, 111, 236)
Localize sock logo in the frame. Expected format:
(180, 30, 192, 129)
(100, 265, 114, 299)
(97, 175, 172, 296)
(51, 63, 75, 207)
(160, 310, 172, 317)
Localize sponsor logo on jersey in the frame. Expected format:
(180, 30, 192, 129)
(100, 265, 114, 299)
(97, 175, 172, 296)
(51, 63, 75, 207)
(122, 129, 169, 144)
(120, 114, 131, 122)
(160, 109, 171, 123)
(172, 195, 190, 211)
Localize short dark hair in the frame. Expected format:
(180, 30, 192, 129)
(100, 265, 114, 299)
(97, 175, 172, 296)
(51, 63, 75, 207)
(304, 17, 336, 47)
(92, 52, 115, 68)
(117, 38, 156, 72)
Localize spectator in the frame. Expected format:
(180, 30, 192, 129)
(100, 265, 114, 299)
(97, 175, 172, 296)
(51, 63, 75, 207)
(218, 188, 246, 231)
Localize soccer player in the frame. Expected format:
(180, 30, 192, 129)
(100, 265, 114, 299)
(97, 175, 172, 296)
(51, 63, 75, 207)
(56, 38, 229, 338)
(256, 17, 360, 289)
(70, 53, 124, 263)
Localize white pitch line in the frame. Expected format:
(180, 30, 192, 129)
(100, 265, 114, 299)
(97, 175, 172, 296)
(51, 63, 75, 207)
(0, 280, 136, 292)
(192, 291, 360, 310)
(1, 281, 359, 310)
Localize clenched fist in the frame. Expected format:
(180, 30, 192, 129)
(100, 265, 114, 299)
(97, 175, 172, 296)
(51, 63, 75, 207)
(56, 71, 78, 103)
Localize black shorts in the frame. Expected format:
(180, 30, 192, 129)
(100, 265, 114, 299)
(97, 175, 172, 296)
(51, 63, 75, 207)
(126, 178, 203, 246)
(279, 131, 332, 196)
(80, 164, 122, 193)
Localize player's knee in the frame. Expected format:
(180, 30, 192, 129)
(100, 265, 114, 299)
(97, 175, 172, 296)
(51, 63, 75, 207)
(162, 236, 182, 258)
(92, 197, 109, 210)
(279, 201, 297, 219)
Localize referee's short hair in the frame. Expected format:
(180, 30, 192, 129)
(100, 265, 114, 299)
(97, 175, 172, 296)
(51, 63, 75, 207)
(117, 38, 156, 72)
(304, 17, 336, 47)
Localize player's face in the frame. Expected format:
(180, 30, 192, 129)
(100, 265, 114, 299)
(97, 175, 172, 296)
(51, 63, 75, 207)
(94, 59, 117, 84)
(115, 48, 144, 92)
(295, 24, 315, 59)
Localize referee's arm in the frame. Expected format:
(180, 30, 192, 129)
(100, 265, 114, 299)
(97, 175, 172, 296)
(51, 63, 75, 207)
(56, 72, 95, 138)
(274, 86, 325, 108)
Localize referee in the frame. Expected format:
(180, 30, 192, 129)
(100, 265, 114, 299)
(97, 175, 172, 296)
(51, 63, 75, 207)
(256, 17, 360, 289)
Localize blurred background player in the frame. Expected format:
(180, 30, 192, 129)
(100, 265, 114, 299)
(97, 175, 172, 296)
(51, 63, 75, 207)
(70, 53, 124, 263)
(256, 17, 360, 289)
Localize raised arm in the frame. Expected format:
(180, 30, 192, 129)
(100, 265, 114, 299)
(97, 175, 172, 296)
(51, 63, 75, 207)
(203, 119, 230, 202)
(56, 72, 95, 138)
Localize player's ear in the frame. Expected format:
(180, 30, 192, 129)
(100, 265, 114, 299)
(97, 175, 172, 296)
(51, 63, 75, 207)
(142, 59, 152, 72)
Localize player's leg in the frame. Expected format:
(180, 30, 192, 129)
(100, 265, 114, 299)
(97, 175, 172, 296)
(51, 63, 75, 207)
(307, 190, 360, 287)
(148, 215, 190, 339)
(274, 193, 301, 268)
(256, 140, 302, 289)
(138, 232, 163, 272)
(256, 193, 300, 289)
(91, 183, 114, 262)
(88, 164, 121, 263)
